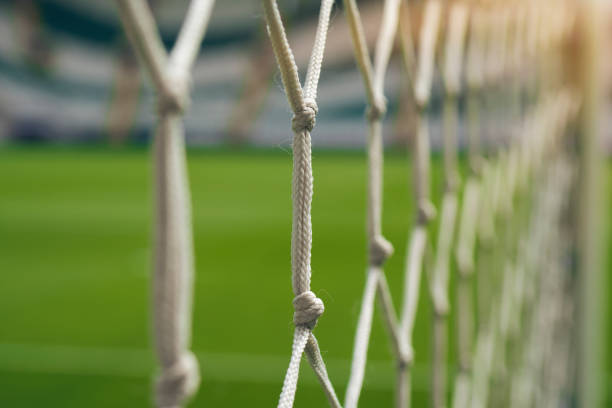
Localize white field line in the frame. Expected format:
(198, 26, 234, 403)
(0, 342, 434, 390)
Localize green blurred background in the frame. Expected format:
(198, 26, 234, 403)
(1, 0, 612, 406)
(0, 147, 610, 407)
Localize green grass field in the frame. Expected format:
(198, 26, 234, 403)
(0, 147, 609, 407)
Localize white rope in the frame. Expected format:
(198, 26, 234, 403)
(341, 1, 442, 406)
(397, 4, 441, 407)
(278, 327, 310, 408)
(115, 1, 214, 407)
(152, 116, 199, 408)
(413, 0, 442, 108)
(340, 0, 411, 405)
(398, 0, 416, 89)
(443, 4, 470, 97)
(169, 0, 215, 81)
(400, 226, 428, 339)
(116, 1, 175, 104)
(345, 268, 380, 408)
(372, 0, 401, 94)
(455, 180, 480, 278)
(115, 2, 584, 407)
(430, 194, 457, 407)
(304, 334, 342, 407)
(261, 1, 340, 407)
(303, 0, 335, 100)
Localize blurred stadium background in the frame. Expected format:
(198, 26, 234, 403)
(0, 0, 611, 407)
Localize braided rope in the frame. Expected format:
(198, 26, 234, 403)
(341, 0, 410, 406)
(261, 0, 340, 407)
(115, 1, 215, 407)
(116, 2, 589, 408)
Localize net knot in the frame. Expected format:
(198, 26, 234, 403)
(366, 98, 387, 121)
(418, 201, 436, 224)
(157, 74, 190, 115)
(155, 351, 200, 408)
(291, 98, 318, 133)
(293, 290, 324, 329)
(432, 286, 450, 317)
(370, 235, 394, 266)
(398, 344, 414, 369)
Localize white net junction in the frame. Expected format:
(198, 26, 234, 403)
(115, 0, 606, 407)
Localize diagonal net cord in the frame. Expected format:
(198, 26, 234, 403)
(115, 1, 214, 407)
(261, 1, 341, 407)
(341, 0, 411, 406)
(397, 2, 442, 407)
(429, 4, 469, 408)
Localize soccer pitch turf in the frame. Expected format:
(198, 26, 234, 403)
(0, 147, 609, 407)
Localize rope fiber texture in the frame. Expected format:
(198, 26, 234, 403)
(261, 0, 340, 407)
(117, 1, 585, 408)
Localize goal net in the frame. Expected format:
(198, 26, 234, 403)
(114, 0, 606, 407)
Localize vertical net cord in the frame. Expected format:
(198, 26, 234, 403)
(429, 4, 469, 408)
(115, 1, 214, 407)
(261, 1, 340, 407)
(397, 2, 442, 408)
(340, 0, 411, 406)
(112, 1, 589, 408)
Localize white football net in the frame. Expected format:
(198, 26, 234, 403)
(115, 0, 604, 407)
